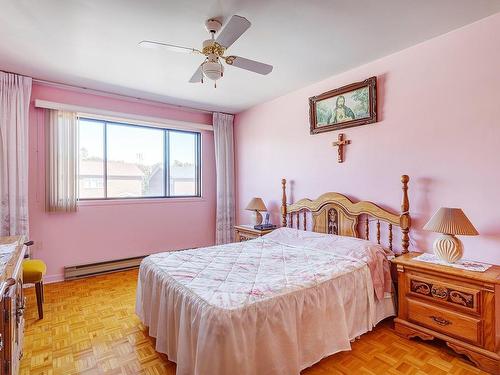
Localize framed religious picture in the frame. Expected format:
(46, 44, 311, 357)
(309, 76, 377, 134)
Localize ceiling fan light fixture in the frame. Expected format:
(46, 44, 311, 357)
(202, 59, 224, 81)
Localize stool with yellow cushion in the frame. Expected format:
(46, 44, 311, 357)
(23, 259, 47, 319)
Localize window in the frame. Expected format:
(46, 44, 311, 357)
(78, 118, 201, 199)
(169, 131, 198, 196)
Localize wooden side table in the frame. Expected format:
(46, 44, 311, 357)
(392, 252, 500, 374)
(234, 225, 276, 242)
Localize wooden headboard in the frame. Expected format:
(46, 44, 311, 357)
(280, 175, 411, 254)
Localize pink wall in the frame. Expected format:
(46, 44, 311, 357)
(29, 84, 216, 282)
(234, 13, 500, 264)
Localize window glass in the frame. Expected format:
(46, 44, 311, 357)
(169, 131, 198, 196)
(77, 118, 200, 200)
(106, 123, 164, 198)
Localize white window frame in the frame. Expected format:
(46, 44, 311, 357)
(78, 117, 202, 201)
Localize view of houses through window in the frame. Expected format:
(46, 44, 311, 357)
(78, 118, 201, 199)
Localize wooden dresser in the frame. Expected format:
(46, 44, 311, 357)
(0, 236, 27, 375)
(393, 253, 500, 374)
(234, 225, 276, 242)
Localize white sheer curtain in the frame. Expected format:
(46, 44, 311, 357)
(46, 109, 78, 212)
(213, 112, 235, 244)
(0, 71, 32, 236)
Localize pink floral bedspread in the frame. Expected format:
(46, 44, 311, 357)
(264, 228, 393, 300)
(143, 228, 391, 310)
(136, 228, 394, 375)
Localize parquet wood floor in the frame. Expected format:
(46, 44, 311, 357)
(20, 269, 486, 375)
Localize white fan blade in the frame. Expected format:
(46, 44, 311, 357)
(189, 64, 203, 83)
(216, 15, 251, 48)
(138, 40, 198, 54)
(228, 56, 273, 75)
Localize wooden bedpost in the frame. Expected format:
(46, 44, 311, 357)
(400, 175, 411, 254)
(281, 179, 287, 227)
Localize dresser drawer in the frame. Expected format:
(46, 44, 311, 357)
(407, 273, 480, 314)
(407, 298, 481, 345)
(236, 231, 258, 241)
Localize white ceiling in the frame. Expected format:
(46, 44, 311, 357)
(1, 1, 499, 113)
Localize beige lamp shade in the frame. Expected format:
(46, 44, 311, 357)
(423, 207, 478, 235)
(424, 207, 478, 263)
(245, 197, 267, 212)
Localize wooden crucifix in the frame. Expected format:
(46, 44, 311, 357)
(332, 133, 351, 163)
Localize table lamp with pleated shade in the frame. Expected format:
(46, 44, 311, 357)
(423, 207, 478, 263)
(245, 197, 267, 225)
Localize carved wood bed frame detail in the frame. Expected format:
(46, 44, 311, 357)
(280, 175, 411, 254)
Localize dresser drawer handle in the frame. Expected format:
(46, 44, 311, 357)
(430, 315, 451, 326)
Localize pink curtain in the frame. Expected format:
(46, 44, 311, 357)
(0, 71, 32, 236)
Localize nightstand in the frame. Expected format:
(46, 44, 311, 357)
(234, 225, 276, 242)
(392, 252, 500, 374)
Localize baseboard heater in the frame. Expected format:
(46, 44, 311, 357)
(64, 255, 146, 280)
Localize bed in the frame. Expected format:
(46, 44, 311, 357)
(136, 175, 411, 375)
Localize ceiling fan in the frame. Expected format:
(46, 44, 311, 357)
(139, 15, 273, 87)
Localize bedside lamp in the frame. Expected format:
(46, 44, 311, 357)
(423, 207, 478, 263)
(245, 197, 267, 225)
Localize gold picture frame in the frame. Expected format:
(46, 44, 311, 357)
(309, 77, 377, 134)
